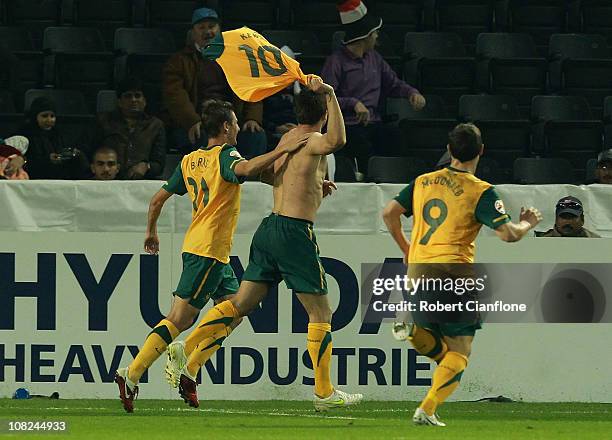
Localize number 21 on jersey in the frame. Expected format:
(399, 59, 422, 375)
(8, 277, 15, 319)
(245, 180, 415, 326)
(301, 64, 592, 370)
(187, 177, 209, 212)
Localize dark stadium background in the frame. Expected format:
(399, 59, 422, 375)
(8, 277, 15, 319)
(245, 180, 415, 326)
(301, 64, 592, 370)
(1, 0, 611, 184)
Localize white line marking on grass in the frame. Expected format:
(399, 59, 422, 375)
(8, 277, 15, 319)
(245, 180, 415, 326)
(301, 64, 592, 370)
(20, 407, 372, 420)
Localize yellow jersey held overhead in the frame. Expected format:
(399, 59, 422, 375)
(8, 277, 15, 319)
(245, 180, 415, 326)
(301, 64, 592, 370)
(394, 166, 511, 264)
(201, 26, 320, 102)
(162, 144, 245, 263)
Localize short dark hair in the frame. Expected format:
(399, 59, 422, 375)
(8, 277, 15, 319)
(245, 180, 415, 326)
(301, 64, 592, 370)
(294, 89, 327, 125)
(201, 99, 234, 137)
(92, 145, 118, 160)
(448, 123, 482, 162)
(116, 76, 144, 98)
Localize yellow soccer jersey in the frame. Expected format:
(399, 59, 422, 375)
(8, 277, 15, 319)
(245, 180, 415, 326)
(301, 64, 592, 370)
(394, 167, 511, 263)
(162, 144, 245, 263)
(202, 26, 319, 102)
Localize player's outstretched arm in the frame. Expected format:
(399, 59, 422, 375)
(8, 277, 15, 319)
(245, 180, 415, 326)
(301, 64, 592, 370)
(495, 207, 543, 242)
(307, 78, 346, 155)
(383, 200, 411, 264)
(144, 188, 173, 255)
(234, 131, 311, 177)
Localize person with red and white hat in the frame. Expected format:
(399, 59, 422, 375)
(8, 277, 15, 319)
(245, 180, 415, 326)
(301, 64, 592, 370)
(322, 0, 426, 179)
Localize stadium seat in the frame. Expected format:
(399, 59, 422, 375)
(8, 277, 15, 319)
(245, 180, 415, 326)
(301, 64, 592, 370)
(73, 0, 132, 49)
(0, 89, 15, 113)
(332, 155, 357, 183)
(385, 94, 448, 126)
(5, 0, 61, 49)
(43, 27, 114, 112)
(149, 0, 202, 46)
(573, 0, 612, 46)
(96, 90, 118, 114)
(114, 28, 176, 114)
(291, 0, 339, 46)
(261, 29, 327, 76)
(0, 27, 43, 107)
(501, 0, 568, 55)
(458, 94, 530, 172)
(585, 157, 598, 183)
(24, 89, 89, 116)
(367, 156, 429, 184)
(217, 0, 278, 31)
(398, 114, 457, 167)
(476, 33, 547, 114)
(429, 0, 496, 55)
(602, 96, 612, 148)
(531, 95, 604, 175)
(513, 157, 574, 184)
(403, 32, 475, 114)
(548, 33, 612, 117)
(369, 0, 424, 47)
(475, 157, 509, 184)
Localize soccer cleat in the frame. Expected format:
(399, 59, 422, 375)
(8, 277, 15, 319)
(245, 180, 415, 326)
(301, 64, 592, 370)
(413, 407, 446, 427)
(114, 368, 138, 413)
(178, 374, 199, 408)
(165, 340, 187, 388)
(392, 321, 412, 341)
(313, 389, 363, 412)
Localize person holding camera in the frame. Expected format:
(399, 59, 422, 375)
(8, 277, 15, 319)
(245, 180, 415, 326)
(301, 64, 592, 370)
(19, 97, 88, 179)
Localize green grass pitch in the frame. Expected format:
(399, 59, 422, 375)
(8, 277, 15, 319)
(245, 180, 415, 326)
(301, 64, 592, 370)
(1, 399, 611, 439)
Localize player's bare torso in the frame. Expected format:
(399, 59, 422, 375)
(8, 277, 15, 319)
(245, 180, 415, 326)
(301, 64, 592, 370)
(272, 130, 327, 222)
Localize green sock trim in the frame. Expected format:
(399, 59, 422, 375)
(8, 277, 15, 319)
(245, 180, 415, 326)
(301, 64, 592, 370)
(438, 370, 464, 391)
(149, 325, 173, 345)
(199, 316, 234, 328)
(316, 331, 332, 366)
(200, 336, 226, 352)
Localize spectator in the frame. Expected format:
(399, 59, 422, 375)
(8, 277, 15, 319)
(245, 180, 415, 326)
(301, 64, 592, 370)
(535, 196, 600, 238)
(19, 97, 88, 179)
(0, 136, 29, 179)
(595, 149, 612, 184)
(95, 76, 166, 179)
(161, 6, 267, 158)
(263, 46, 300, 146)
(90, 146, 120, 181)
(321, 0, 425, 178)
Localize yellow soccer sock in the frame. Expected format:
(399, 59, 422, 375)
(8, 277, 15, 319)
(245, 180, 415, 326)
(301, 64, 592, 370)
(407, 325, 448, 363)
(128, 319, 180, 383)
(184, 300, 238, 356)
(185, 325, 235, 378)
(307, 323, 334, 398)
(420, 351, 469, 416)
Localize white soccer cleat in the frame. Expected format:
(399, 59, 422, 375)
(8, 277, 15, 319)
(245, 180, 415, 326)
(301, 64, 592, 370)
(165, 341, 187, 388)
(392, 321, 411, 341)
(313, 389, 363, 412)
(413, 407, 446, 427)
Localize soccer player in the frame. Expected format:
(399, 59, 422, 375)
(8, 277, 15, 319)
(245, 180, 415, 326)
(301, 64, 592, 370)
(382, 123, 543, 426)
(114, 99, 309, 413)
(165, 77, 363, 411)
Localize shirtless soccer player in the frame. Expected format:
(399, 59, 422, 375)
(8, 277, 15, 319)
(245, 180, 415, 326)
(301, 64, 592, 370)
(114, 99, 309, 412)
(166, 78, 363, 411)
(383, 123, 543, 426)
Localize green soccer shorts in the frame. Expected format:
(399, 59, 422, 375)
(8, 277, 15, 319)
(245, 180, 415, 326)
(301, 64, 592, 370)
(242, 213, 328, 294)
(174, 252, 239, 309)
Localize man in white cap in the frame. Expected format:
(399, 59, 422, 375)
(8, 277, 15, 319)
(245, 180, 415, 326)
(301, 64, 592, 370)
(321, 0, 426, 178)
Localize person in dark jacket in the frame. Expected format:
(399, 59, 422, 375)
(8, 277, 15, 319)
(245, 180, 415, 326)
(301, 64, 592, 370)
(95, 76, 166, 179)
(20, 97, 88, 179)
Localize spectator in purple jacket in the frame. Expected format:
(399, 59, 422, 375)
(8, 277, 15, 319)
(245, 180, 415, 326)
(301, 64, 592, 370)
(322, 0, 425, 178)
